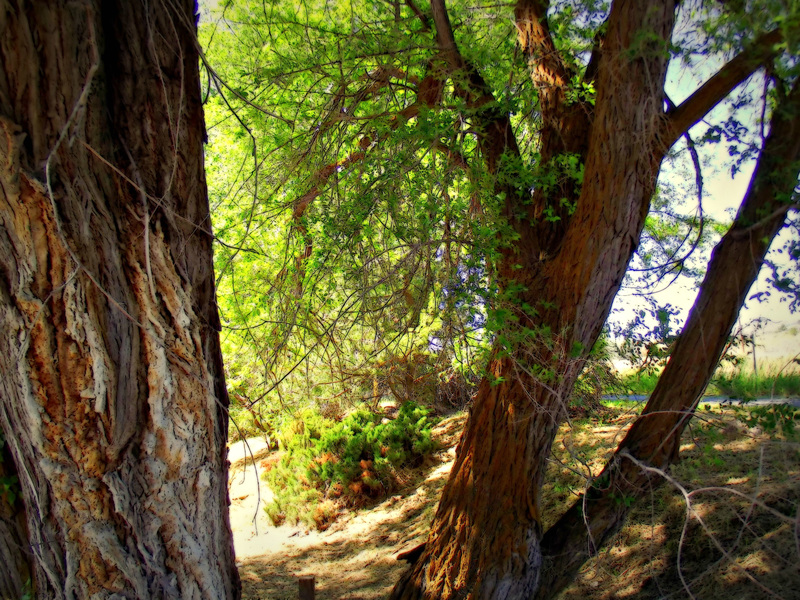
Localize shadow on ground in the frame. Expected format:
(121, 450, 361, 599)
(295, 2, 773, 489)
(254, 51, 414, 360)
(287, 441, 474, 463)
(237, 415, 464, 600)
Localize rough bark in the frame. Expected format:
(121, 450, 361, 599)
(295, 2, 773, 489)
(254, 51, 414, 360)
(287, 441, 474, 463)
(535, 78, 800, 600)
(391, 1, 678, 598)
(0, 1, 240, 598)
(0, 436, 32, 598)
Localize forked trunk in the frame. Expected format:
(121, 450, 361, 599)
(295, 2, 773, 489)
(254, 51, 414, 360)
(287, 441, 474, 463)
(0, 1, 240, 597)
(535, 79, 800, 600)
(391, 1, 676, 597)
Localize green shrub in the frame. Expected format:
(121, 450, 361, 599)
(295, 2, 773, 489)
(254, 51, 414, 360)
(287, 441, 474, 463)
(264, 402, 437, 529)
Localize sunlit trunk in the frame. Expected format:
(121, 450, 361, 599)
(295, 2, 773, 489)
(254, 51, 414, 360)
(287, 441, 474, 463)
(0, 1, 240, 597)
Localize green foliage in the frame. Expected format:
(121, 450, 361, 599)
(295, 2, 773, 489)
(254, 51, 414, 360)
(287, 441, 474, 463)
(200, 0, 800, 457)
(20, 580, 34, 600)
(201, 0, 506, 417)
(615, 371, 662, 396)
(731, 404, 800, 439)
(264, 402, 437, 529)
(612, 302, 681, 375)
(0, 475, 18, 506)
(201, 0, 645, 420)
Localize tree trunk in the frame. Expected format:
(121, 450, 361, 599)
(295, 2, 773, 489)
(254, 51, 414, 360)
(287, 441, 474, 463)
(534, 79, 800, 600)
(391, 2, 677, 597)
(0, 436, 32, 598)
(392, 363, 558, 598)
(0, 1, 240, 598)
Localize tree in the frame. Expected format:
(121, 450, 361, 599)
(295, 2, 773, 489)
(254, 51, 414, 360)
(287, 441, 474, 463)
(202, 0, 799, 597)
(535, 75, 800, 600)
(0, 1, 240, 598)
(389, 5, 799, 598)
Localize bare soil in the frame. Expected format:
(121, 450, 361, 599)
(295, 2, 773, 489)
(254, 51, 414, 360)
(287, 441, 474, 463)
(228, 408, 800, 600)
(228, 414, 464, 600)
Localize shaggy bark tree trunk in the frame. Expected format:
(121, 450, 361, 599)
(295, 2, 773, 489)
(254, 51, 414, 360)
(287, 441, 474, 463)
(534, 78, 800, 600)
(0, 1, 240, 598)
(391, 0, 788, 597)
(391, 1, 677, 597)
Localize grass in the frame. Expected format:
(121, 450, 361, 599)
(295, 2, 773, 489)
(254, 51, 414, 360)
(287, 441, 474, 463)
(599, 398, 644, 412)
(612, 359, 800, 400)
(709, 365, 800, 400)
(543, 404, 800, 600)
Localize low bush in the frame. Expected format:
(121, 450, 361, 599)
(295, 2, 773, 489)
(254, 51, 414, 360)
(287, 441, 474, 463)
(264, 401, 437, 529)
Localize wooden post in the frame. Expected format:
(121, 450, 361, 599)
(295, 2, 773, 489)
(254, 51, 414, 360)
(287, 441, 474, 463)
(299, 575, 315, 600)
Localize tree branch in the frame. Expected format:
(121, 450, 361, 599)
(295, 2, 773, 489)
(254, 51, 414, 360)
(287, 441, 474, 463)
(582, 18, 608, 84)
(535, 75, 800, 600)
(424, 0, 521, 173)
(514, 0, 573, 99)
(404, 0, 432, 32)
(509, 0, 595, 259)
(430, 0, 459, 59)
(663, 28, 783, 147)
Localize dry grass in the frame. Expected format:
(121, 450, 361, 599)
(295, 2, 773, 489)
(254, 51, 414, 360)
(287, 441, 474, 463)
(550, 407, 800, 600)
(238, 406, 800, 599)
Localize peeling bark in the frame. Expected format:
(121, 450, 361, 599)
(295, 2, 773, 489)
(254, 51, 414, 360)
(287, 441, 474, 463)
(0, 1, 240, 598)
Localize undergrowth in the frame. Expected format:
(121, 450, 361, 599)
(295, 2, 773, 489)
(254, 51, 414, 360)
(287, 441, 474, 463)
(545, 405, 800, 600)
(614, 361, 800, 400)
(263, 402, 437, 530)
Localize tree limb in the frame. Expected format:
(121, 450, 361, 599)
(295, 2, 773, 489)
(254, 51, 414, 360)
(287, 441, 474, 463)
(535, 75, 800, 600)
(430, 0, 459, 59)
(425, 0, 521, 173)
(514, 0, 573, 101)
(583, 17, 608, 84)
(663, 28, 783, 147)
(507, 0, 596, 260)
(405, 0, 432, 32)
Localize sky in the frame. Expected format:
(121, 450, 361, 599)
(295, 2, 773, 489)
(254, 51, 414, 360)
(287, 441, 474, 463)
(608, 54, 800, 364)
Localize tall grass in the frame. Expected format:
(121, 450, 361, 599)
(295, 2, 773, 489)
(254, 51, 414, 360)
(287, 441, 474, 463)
(708, 362, 800, 400)
(611, 358, 800, 400)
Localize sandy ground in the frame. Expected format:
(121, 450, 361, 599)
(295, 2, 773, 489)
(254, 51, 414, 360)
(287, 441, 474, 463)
(225, 409, 799, 599)
(226, 416, 464, 599)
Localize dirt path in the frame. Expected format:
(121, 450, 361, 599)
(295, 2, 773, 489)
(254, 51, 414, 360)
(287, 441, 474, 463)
(226, 409, 800, 599)
(227, 415, 465, 599)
